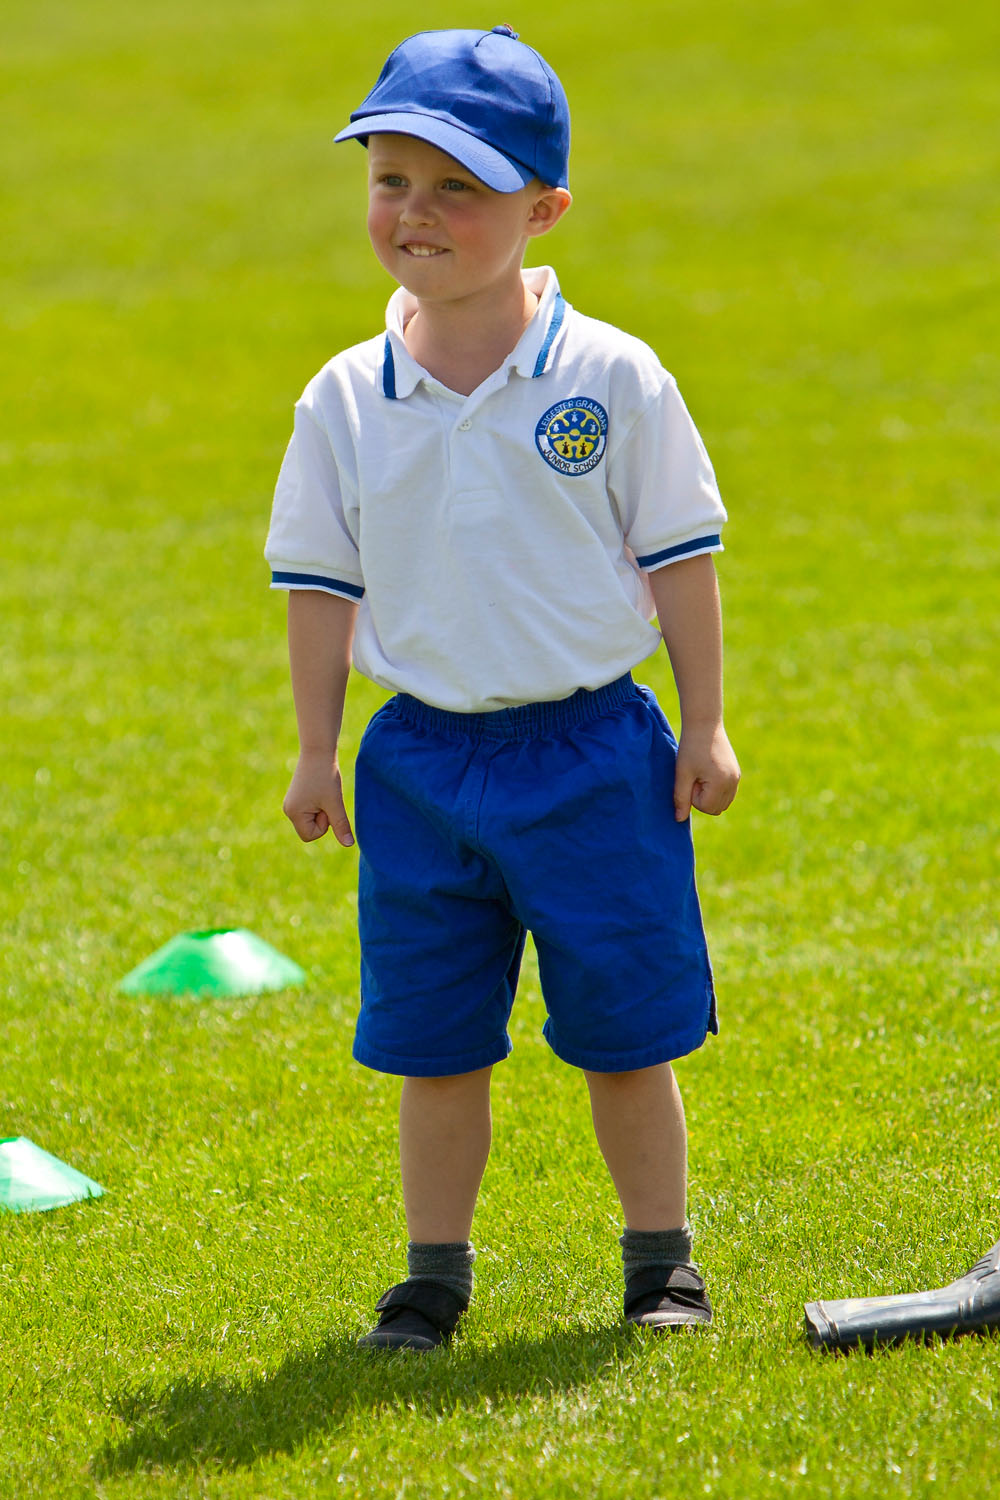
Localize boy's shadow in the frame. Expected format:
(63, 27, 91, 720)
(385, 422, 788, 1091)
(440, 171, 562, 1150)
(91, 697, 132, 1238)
(94, 1324, 639, 1476)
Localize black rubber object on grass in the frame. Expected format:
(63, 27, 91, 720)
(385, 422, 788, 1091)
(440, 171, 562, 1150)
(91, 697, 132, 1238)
(804, 1236, 1000, 1351)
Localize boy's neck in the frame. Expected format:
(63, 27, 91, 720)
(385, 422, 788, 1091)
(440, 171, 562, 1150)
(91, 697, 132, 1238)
(403, 273, 539, 397)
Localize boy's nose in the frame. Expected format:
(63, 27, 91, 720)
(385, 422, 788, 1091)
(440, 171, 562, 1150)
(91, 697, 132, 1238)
(399, 191, 436, 226)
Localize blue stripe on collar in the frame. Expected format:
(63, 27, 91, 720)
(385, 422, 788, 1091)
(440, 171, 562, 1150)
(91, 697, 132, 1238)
(532, 292, 565, 378)
(382, 335, 396, 399)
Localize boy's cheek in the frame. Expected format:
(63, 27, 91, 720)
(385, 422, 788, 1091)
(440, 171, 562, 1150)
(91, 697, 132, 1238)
(367, 203, 393, 243)
(367, 222, 397, 272)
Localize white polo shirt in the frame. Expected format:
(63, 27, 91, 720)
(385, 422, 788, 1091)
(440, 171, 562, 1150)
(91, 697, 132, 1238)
(266, 266, 726, 712)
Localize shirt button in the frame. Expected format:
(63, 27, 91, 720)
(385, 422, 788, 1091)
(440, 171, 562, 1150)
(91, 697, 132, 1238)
(458, 419, 472, 431)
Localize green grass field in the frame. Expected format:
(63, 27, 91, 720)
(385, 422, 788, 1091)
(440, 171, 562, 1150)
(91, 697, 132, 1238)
(2, 0, 998, 1495)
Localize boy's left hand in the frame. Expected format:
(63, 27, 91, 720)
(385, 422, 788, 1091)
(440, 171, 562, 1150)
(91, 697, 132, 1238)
(673, 723, 740, 821)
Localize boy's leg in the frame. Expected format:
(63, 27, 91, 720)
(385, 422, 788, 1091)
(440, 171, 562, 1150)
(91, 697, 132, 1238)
(358, 1066, 492, 1351)
(585, 1062, 711, 1330)
(353, 702, 527, 1351)
(584, 1062, 687, 1230)
(400, 1066, 493, 1242)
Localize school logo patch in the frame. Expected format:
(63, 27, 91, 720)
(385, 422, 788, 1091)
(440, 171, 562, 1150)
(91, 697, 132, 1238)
(535, 397, 609, 476)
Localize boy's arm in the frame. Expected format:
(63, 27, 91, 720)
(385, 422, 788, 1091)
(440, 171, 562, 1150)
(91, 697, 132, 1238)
(646, 553, 740, 822)
(282, 590, 358, 846)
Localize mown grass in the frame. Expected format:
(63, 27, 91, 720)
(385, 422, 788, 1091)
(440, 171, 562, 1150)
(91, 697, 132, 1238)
(2, 0, 998, 1496)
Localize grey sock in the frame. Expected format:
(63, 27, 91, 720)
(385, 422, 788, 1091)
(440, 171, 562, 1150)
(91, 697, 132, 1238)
(406, 1240, 476, 1304)
(620, 1224, 694, 1283)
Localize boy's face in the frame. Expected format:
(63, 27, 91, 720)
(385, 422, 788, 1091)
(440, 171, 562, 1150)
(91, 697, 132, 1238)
(366, 134, 570, 307)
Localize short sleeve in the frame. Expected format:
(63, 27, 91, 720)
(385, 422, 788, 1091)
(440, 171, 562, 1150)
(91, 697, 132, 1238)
(607, 375, 727, 571)
(264, 400, 365, 601)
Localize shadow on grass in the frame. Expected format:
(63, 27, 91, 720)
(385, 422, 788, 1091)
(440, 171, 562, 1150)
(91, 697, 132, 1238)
(93, 1324, 642, 1476)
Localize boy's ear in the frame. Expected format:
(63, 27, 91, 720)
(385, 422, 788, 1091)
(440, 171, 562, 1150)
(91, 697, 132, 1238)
(525, 186, 572, 239)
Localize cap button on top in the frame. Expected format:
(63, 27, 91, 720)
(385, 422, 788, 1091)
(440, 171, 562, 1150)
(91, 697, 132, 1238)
(491, 23, 519, 38)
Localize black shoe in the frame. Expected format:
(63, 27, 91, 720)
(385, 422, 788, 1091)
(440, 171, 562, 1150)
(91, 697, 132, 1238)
(624, 1263, 713, 1330)
(357, 1279, 468, 1352)
(804, 1236, 1000, 1351)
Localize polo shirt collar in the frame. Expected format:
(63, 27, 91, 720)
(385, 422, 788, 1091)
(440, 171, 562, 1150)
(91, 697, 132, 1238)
(512, 267, 565, 378)
(380, 267, 567, 400)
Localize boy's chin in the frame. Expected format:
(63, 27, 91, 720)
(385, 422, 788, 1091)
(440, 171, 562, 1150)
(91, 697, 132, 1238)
(378, 254, 451, 297)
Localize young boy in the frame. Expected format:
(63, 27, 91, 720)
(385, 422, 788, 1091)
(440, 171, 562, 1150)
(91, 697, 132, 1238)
(266, 25, 740, 1351)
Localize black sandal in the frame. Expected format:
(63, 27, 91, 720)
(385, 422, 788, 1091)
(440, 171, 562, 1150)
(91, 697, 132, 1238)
(357, 1279, 469, 1351)
(624, 1264, 713, 1330)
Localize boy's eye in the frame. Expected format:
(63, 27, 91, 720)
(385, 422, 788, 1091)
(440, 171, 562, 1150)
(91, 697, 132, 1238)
(378, 174, 406, 188)
(443, 179, 471, 192)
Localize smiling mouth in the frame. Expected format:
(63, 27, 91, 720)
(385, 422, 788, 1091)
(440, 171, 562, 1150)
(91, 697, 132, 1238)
(401, 244, 448, 257)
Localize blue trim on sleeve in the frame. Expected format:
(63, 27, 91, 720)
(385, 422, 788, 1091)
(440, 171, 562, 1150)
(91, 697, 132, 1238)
(635, 534, 722, 568)
(382, 336, 396, 399)
(271, 570, 365, 599)
(532, 293, 565, 377)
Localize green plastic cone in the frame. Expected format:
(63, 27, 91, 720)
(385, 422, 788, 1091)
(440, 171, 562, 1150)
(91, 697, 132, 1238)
(0, 1137, 105, 1214)
(118, 928, 306, 998)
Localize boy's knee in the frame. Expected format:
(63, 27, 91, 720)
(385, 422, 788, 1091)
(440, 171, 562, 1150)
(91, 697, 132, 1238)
(584, 1062, 674, 1089)
(404, 1066, 493, 1092)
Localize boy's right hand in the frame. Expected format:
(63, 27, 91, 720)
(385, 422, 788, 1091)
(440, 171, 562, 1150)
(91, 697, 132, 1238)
(282, 751, 355, 846)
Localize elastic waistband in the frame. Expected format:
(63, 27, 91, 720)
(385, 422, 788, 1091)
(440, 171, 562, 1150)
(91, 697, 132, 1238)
(389, 674, 640, 741)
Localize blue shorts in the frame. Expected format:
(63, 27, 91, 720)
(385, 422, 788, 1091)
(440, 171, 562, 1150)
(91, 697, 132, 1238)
(352, 674, 717, 1077)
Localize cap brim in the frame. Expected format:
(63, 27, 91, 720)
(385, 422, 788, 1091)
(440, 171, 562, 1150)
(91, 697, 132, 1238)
(333, 113, 535, 193)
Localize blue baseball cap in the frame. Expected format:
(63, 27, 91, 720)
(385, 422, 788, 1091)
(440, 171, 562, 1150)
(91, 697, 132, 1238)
(334, 25, 570, 193)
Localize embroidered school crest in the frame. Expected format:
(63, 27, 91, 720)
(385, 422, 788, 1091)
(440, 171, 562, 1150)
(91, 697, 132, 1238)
(535, 398, 609, 476)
